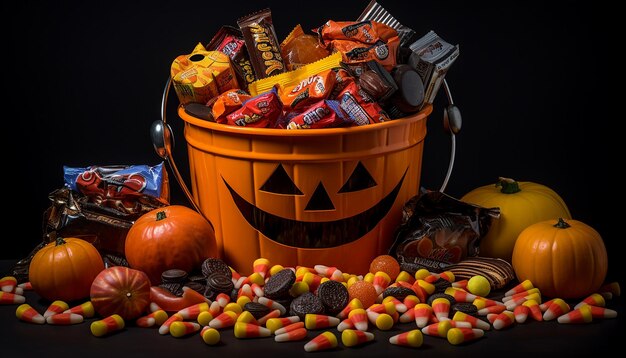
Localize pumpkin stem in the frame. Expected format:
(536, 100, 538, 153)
(156, 211, 167, 221)
(55, 237, 67, 246)
(554, 218, 571, 229)
(496, 177, 521, 194)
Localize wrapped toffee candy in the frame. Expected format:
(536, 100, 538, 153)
(281, 24, 330, 71)
(237, 8, 286, 79)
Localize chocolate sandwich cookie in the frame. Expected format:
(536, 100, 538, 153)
(264, 268, 296, 299)
(432, 278, 452, 293)
(187, 273, 207, 283)
(382, 286, 416, 302)
(159, 282, 183, 297)
(427, 292, 456, 307)
(451, 302, 478, 316)
(184, 281, 206, 295)
(316, 280, 349, 315)
(244, 302, 272, 319)
(290, 292, 325, 320)
(201, 258, 232, 279)
(161, 269, 188, 284)
(204, 272, 235, 300)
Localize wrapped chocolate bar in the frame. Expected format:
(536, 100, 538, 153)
(285, 100, 348, 129)
(337, 82, 389, 125)
(390, 190, 499, 272)
(237, 8, 286, 79)
(206, 25, 257, 89)
(279, 69, 336, 110)
(408, 31, 460, 106)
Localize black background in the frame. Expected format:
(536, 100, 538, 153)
(5, 1, 618, 279)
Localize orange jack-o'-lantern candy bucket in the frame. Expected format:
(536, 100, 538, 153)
(152, 79, 443, 275)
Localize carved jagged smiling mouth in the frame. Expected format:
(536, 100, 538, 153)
(222, 169, 407, 248)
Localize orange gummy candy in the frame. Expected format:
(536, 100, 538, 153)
(369, 255, 400, 281)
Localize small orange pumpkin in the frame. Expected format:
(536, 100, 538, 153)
(29, 237, 104, 302)
(90, 266, 151, 320)
(124, 205, 217, 284)
(512, 218, 608, 299)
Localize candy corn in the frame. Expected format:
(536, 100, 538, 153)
(504, 292, 541, 310)
(91, 314, 125, 337)
(414, 303, 432, 328)
(177, 302, 209, 320)
(452, 311, 490, 330)
(304, 331, 338, 352)
(0, 276, 17, 293)
(43, 300, 69, 319)
(514, 305, 530, 323)
(336, 298, 363, 320)
(233, 322, 271, 338)
(477, 304, 507, 316)
(452, 280, 469, 290)
(504, 279, 534, 296)
(17, 282, 33, 291)
(15, 304, 45, 324)
(522, 300, 543, 321)
(403, 295, 420, 310)
(305, 314, 339, 329)
(197, 311, 214, 327)
(447, 327, 484, 345)
(46, 312, 84, 325)
(587, 305, 618, 319)
(250, 283, 264, 298)
(314, 265, 343, 281)
(399, 307, 416, 323)
(253, 258, 270, 278)
(574, 293, 605, 309)
(444, 287, 477, 303)
(415, 280, 435, 295)
(265, 316, 301, 334)
(201, 326, 220, 345)
(257, 309, 281, 326)
(439, 271, 455, 283)
(389, 329, 423, 347)
(159, 313, 183, 335)
(382, 296, 407, 313)
(64, 301, 95, 318)
(170, 321, 201, 337)
(557, 305, 593, 324)
(342, 329, 374, 347)
(348, 308, 368, 331)
(395, 271, 415, 284)
(422, 321, 453, 338)
(136, 310, 168, 328)
(216, 293, 231, 307)
(472, 297, 503, 310)
(415, 269, 431, 280)
(274, 321, 305, 336)
(257, 297, 287, 316)
(367, 311, 394, 330)
(373, 272, 391, 294)
(209, 310, 238, 329)
(275, 327, 307, 342)
(337, 318, 355, 332)
(492, 311, 515, 330)
(543, 299, 570, 321)
(502, 288, 540, 302)
(432, 298, 451, 321)
(236, 311, 259, 325)
(0, 292, 23, 305)
(149, 302, 163, 313)
(224, 302, 243, 315)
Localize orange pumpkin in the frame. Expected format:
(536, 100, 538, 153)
(124, 205, 217, 284)
(512, 218, 608, 299)
(29, 237, 104, 302)
(90, 266, 151, 320)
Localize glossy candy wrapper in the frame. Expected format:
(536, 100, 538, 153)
(206, 25, 257, 89)
(390, 191, 499, 272)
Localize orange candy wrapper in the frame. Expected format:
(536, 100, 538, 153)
(279, 69, 336, 110)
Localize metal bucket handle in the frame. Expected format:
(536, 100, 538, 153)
(150, 77, 462, 220)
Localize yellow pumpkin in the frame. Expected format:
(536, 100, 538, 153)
(512, 218, 608, 298)
(461, 177, 571, 262)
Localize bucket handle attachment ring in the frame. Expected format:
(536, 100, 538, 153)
(150, 77, 461, 218)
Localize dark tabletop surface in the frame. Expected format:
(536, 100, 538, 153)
(1, 260, 623, 357)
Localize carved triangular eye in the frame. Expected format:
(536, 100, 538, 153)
(305, 182, 335, 211)
(338, 162, 377, 193)
(259, 164, 303, 195)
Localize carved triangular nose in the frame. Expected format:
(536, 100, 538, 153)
(304, 182, 335, 211)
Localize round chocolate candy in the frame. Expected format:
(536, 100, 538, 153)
(204, 273, 234, 300)
(316, 280, 349, 315)
(264, 268, 296, 299)
(389, 64, 425, 114)
(201, 258, 232, 279)
(290, 292, 324, 320)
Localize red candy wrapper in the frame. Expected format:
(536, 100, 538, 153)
(286, 100, 347, 129)
(221, 86, 282, 128)
(337, 82, 389, 125)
